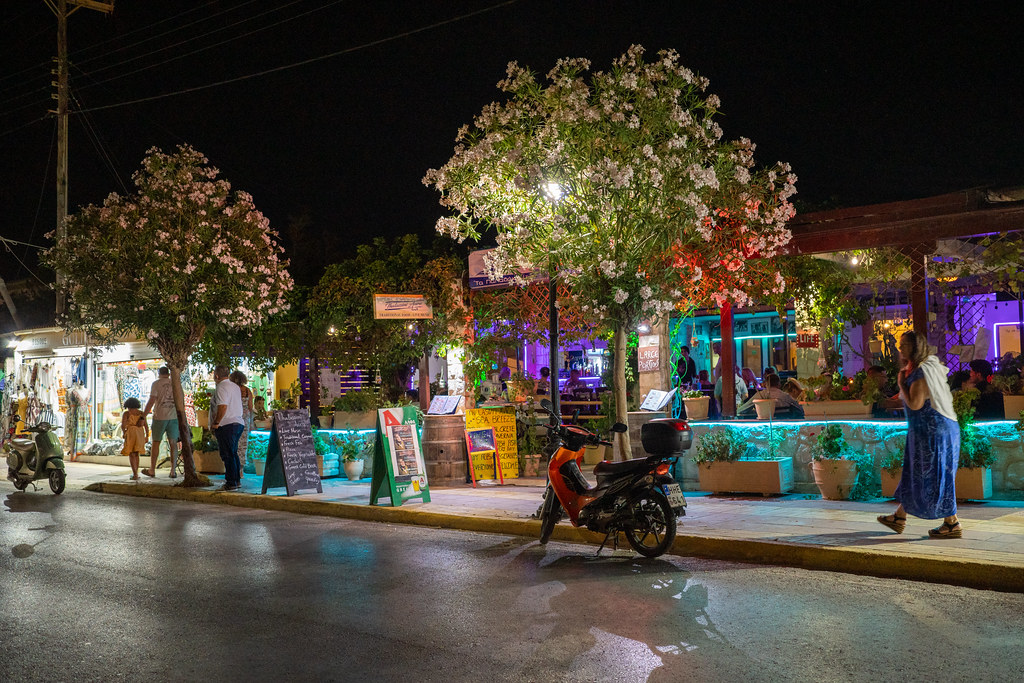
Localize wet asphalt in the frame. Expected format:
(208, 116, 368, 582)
(2, 488, 1024, 682)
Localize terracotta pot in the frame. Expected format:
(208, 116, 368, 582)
(253, 459, 266, 476)
(955, 466, 992, 500)
(520, 454, 542, 477)
(1003, 395, 1024, 420)
(753, 399, 776, 420)
(343, 459, 364, 481)
(318, 415, 333, 429)
(811, 459, 858, 500)
(682, 397, 709, 421)
(880, 468, 901, 498)
(196, 410, 209, 428)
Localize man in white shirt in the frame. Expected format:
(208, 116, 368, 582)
(143, 366, 180, 478)
(210, 365, 245, 491)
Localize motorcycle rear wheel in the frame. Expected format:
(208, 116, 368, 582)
(624, 490, 676, 558)
(49, 469, 65, 495)
(538, 487, 562, 544)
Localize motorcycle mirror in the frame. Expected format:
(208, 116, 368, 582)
(610, 422, 628, 433)
(540, 399, 553, 412)
(36, 422, 50, 432)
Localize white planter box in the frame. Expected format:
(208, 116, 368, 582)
(696, 458, 794, 495)
(333, 410, 377, 430)
(802, 400, 872, 419)
(1003, 395, 1024, 420)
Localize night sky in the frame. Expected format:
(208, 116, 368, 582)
(2, 1, 1022, 285)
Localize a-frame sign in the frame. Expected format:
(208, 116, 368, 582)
(369, 406, 430, 506)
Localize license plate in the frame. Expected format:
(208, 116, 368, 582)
(662, 483, 686, 509)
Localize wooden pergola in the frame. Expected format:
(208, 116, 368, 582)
(717, 187, 1024, 415)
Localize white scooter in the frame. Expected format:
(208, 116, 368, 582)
(5, 421, 66, 494)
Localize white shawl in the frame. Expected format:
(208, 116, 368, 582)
(917, 355, 957, 423)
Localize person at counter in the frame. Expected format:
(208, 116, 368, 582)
(866, 365, 902, 418)
(564, 368, 586, 393)
(737, 373, 804, 419)
(536, 366, 551, 395)
(964, 359, 1004, 420)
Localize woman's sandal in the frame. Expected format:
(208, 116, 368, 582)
(877, 513, 907, 534)
(141, 468, 155, 478)
(928, 521, 962, 539)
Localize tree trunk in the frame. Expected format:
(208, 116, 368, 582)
(613, 324, 630, 461)
(168, 363, 203, 487)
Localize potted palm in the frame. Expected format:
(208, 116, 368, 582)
(691, 425, 794, 495)
(681, 389, 710, 421)
(809, 424, 859, 500)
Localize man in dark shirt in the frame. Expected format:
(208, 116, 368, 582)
(967, 359, 1004, 420)
(866, 365, 901, 418)
(675, 346, 698, 386)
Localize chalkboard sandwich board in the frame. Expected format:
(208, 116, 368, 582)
(261, 409, 324, 496)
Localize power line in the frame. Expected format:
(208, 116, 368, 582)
(70, 88, 129, 195)
(75, 0, 520, 115)
(77, 0, 329, 89)
(1, 236, 48, 250)
(0, 115, 50, 140)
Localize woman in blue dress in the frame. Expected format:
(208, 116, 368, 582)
(877, 331, 962, 538)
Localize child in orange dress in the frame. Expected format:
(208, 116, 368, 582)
(121, 397, 150, 479)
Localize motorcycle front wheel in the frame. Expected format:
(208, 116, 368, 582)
(624, 490, 677, 558)
(48, 469, 65, 495)
(538, 486, 562, 544)
(13, 477, 28, 491)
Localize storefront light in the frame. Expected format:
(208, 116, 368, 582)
(992, 321, 1023, 359)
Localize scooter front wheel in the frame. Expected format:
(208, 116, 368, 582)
(538, 486, 562, 544)
(13, 477, 28, 491)
(48, 469, 66, 495)
(624, 490, 676, 558)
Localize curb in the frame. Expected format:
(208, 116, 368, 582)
(85, 482, 1024, 593)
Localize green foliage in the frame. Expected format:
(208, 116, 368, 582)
(810, 424, 849, 461)
(692, 426, 747, 464)
(880, 437, 907, 475)
(333, 389, 378, 413)
(515, 400, 544, 458)
(192, 389, 211, 412)
(953, 388, 996, 469)
(307, 234, 465, 400)
(312, 428, 329, 457)
(681, 389, 704, 399)
(246, 432, 270, 461)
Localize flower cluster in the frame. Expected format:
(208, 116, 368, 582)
(43, 144, 293, 358)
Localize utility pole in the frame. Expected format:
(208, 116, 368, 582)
(45, 0, 115, 316)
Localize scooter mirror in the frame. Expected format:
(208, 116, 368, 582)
(610, 422, 628, 433)
(540, 399, 553, 413)
(36, 422, 50, 432)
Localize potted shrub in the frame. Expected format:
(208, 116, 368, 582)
(507, 372, 536, 403)
(339, 433, 366, 480)
(879, 445, 904, 498)
(691, 426, 794, 495)
(318, 404, 334, 429)
(247, 432, 269, 477)
(953, 387, 996, 500)
(333, 389, 379, 429)
(809, 424, 860, 500)
(192, 389, 212, 428)
(515, 401, 545, 475)
(991, 354, 1024, 419)
(800, 372, 873, 418)
(191, 430, 224, 474)
(681, 389, 710, 421)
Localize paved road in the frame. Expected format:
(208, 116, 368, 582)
(3, 489, 1024, 682)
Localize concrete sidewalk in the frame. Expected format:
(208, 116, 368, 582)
(59, 461, 1024, 593)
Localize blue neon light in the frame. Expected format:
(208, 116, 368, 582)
(250, 428, 377, 434)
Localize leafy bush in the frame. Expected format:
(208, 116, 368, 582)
(810, 424, 848, 461)
(681, 389, 704, 399)
(192, 389, 212, 411)
(333, 389, 378, 413)
(953, 387, 997, 469)
(692, 427, 746, 464)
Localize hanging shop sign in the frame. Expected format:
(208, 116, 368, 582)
(795, 332, 820, 349)
(370, 406, 431, 506)
(261, 409, 323, 496)
(372, 294, 433, 320)
(464, 407, 519, 480)
(638, 334, 660, 373)
(467, 248, 548, 290)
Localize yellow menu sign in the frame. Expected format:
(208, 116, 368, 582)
(465, 407, 519, 479)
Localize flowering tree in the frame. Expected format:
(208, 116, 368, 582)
(44, 145, 293, 486)
(424, 46, 796, 453)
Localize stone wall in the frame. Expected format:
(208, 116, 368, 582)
(684, 420, 1024, 497)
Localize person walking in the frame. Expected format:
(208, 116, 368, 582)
(143, 366, 180, 478)
(230, 370, 254, 473)
(877, 331, 962, 538)
(121, 398, 149, 480)
(210, 366, 245, 491)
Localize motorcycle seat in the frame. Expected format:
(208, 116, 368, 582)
(592, 457, 651, 476)
(10, 438, 35, 454)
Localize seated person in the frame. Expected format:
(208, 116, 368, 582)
(697, 369, 714, 390)
(966, 359, 1004, 420)
(737, 373, 804, 419)
(714, 365, 749, 412)
(564, 368, 586, 393)
(535, 366, 551, 395)
(783, 378, 806, 403)
(865, 365, 902, 418)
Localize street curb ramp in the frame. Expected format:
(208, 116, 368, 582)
(84, 482, 1024, 594)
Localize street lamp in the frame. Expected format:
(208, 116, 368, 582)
(541, 181, 565, 422)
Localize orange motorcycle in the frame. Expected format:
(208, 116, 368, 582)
(536, 399, 690, 557)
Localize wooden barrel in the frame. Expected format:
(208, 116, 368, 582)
(421, 414, 468, 486)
